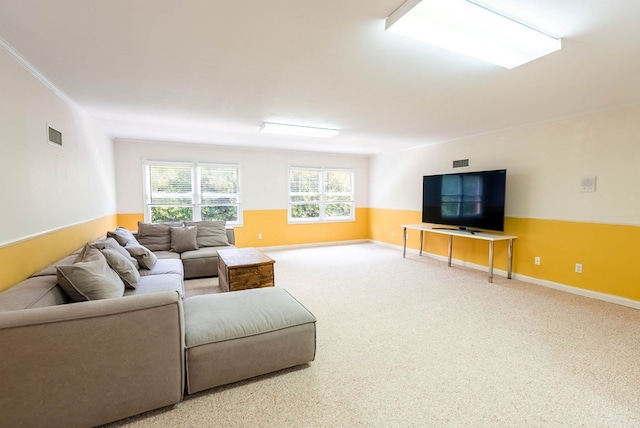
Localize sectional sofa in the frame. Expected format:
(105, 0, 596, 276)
(0, 221, 317, 427)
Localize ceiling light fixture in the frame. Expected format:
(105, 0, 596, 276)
(260, 122, 339, 138)
(385, 0, 561, 69)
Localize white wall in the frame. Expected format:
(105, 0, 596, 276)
(114, 139, 369, 218)
(0, 44, 116, 245)
(370, 104, 640, 225)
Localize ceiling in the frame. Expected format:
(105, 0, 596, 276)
(1, 0, 639, 155)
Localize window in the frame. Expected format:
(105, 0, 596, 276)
(144, 161, 241, 225)
(289, 167, 354, 222)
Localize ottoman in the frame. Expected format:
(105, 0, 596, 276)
(183, 287, 317, 394)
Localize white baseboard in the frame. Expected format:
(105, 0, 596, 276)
(372, 240, 640, 310)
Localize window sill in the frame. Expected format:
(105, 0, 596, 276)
(288, 218, 355, 225)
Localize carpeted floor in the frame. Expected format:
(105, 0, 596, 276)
(184, 276, 223, 298)
(107, 243, 640, 427)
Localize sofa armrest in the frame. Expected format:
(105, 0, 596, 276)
(0, 291, 185, 427)
(226, 227, 235, 245)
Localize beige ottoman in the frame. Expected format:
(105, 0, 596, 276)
(183, 287, 316, 394)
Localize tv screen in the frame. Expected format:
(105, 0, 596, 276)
(422, 169, 506, 232)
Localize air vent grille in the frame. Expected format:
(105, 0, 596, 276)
(452, 159, 469, 168)
(48, 126, 62, 146)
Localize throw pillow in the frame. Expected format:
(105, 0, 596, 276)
(91, 237, 140, 269)
(125, 243, 158, 270)
(170, 226, 199, 253)
(185, 221, 229, 247)
(101, 248, 140, 289)
(136, 222, 174, 251)
(56, 246, 125, 302)
(106, 227, 139, 247)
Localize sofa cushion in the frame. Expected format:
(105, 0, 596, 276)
(138, 258, 184, 277)
(125, 243, 158, 269)
(153, 250, 181, 260)
(106, 226, 139, 247)
(56, 246, 126, 302)
(180, 245, 232, 260)
(137, 222, 175, 251)
(185, 221, 228, 247)
(124, 273, 184, 298)
(170, 226, 198, 253)
(184, 288, 316, 346)
(101, 248, 140, 289)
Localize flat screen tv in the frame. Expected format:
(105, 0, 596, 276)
(422, 169, 506, 232)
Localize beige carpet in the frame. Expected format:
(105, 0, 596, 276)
(107, 243, 640, 427)
(184, 276, 223, 298)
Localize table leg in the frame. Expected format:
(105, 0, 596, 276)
(419, 230, 424, 256)
(403, 227, 407, 258)
(507, 239, 513, 279)
(488, 240, 494, 283)
(447, 235, 453, 267)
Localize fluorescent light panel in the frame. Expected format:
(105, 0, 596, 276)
(386, 0, 561, 69)
(260, 122, 339, 138)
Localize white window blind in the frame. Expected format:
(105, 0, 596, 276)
(144, 161, 241, 224)
(288, 167, 354, 222)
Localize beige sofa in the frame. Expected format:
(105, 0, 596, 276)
(123, 220, 237, 279)
(0, 222, 317, 427)
(0, 248, 186, 427)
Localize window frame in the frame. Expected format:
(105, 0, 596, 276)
(143, 160, 243, 226)
(288, 166, 355, 224)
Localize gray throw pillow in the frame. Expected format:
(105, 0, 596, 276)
(56, 246, 125, 302)
(101, 248, 140, 289)
(125, 243, 158, 269)
(185, 221, 229, 247)
(106, 227, 139, 246)
(170, 226, 199, 253)
(137, 222, 174, 251)
(91, 237, 140, 269)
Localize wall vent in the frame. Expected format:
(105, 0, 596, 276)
(48, 125, 62, 147)
(452, 159, 469, 168)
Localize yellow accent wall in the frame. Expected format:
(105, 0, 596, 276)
(6, 208, 635, 302)
(0, 215, 118, 292)
(507, 217, 640, 300)
(235, 208, 369, 247)
(369, 208, 421, 248)
(115, 210, 370, 248)
(369, 208, 640, 301)
(117, 213, 145, 231)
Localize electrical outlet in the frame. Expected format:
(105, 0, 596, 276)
(258, 233, 262, 240)
(575, 263, 582, 273)
(534, 257, 541, 265)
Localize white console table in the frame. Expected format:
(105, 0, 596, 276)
(401, 224, 517, 283)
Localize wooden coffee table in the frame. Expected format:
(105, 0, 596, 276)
(217, 248, 275, 292)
